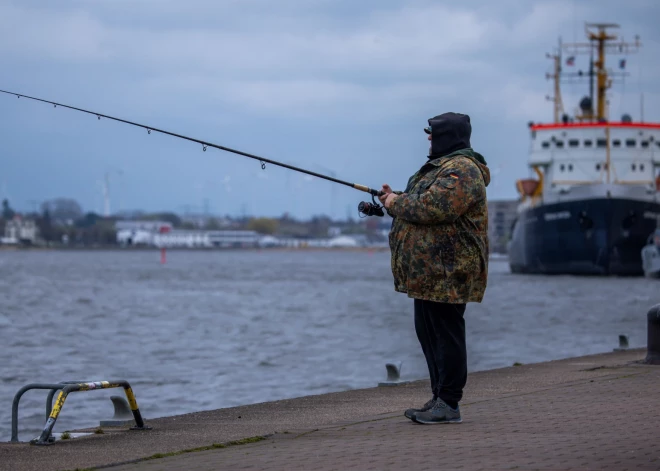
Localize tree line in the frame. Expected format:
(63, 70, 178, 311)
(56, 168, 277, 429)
(0, 198, 386, 247)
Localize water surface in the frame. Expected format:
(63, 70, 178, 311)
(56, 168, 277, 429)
(0, 249, 656, 441)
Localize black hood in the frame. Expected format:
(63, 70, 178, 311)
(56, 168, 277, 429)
(426, 112, 472, 158)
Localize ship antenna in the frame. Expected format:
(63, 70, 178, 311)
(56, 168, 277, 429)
(637, 34, 644, 122)
(561, 23, 640, 122)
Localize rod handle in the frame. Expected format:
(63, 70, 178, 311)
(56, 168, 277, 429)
(354, 184, 384, 197)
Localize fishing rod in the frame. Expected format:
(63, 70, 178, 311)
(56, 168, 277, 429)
(0, 89, 385, 217)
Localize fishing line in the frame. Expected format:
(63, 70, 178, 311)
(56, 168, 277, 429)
(0, 89, 385, 205)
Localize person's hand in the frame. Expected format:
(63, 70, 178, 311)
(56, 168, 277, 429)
(379, 184, 393, 205)
(383, 193, 399, 209)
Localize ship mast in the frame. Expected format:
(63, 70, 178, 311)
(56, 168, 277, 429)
(591, 24, 617, 121)
(560, 23, 640, 122)
(546, 38, 564, 124)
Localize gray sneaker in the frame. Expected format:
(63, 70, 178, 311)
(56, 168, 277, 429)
(412, 398, 462, 424)
(404, 397, 436, 420)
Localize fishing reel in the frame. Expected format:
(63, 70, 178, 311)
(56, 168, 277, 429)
(358, 194, 384, 218)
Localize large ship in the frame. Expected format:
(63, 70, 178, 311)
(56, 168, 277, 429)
(508, 23, 660, 276)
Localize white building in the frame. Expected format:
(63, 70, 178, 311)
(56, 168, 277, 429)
(1, 217, 39, 245)
(151, 230, 260, 248)
(115, 220, 260, 248)
(116, 228, 154, 246)
(153, 230, 209, 248)
(327, 235, 359, 248)
(262, 235, 367, 248)
(115, 220, 173, 232)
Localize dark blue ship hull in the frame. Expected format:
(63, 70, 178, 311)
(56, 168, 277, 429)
(508, 198, 660, 276)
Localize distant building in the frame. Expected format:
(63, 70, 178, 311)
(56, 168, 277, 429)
(152, 230, 210, 248)
(488, 200, 519, 254)
(1, 216, 39, 245)
(115, 220, 260, 248)
(179, 214, 236, 230)
(205, 230, 260, 248)
(115, 220, 173, 232)
(327, 235, 359, 248)
(116, 220, 171, 247)
(116, 228, 153, 246)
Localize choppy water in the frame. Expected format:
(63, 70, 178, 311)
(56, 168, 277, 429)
(0, 249, 657, 442)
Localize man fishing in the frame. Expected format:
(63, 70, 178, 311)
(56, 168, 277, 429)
(379, 112, 490, 424)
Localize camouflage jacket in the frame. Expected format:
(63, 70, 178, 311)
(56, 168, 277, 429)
(387, 149, 491, 304)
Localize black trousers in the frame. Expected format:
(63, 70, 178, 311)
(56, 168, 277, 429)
(414, 299, 467, 405)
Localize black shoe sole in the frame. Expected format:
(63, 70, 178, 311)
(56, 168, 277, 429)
(412, 416, 462, 424)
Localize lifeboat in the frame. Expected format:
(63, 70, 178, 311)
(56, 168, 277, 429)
(516, 179, 540, 197)
(516, 166, 544, 198)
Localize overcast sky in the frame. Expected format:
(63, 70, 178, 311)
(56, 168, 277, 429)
(1, 0, 658, 219)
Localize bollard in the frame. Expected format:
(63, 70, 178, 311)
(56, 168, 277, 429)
(645, 304, 660, 365)
(378, 362, 411, 387)
(100, 396, 136, 427)
(614, 335, 629, 352)
(386, 362, 401, 382)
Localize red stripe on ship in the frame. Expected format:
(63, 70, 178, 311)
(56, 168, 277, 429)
(530, 122, 660, 131)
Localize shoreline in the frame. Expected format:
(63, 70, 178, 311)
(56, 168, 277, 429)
(0, 246, 512, 257)
(0, 245, 392, 253)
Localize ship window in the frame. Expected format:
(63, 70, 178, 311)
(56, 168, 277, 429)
(555, 141, 564, 148)
(584, 139, 593, 147)
(640, 164, 645, 171)
(612, 139, 621, 147)
(568, 139, 579, 147)
(541, 141, 550, 149)
(560, 164, 565, 171)
(632, 164, 637, 171)
(641, 141, 649, 148)
(657, 142, 660, 148)
(626, 139, 636, 147)
(596, 139, 607, 147)
(568, 164, 573, 171)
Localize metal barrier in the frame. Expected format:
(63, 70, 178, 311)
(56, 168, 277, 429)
(12, 382, 86, 443)
(11, 380, 150, 445)
(46, 381, 85, 418)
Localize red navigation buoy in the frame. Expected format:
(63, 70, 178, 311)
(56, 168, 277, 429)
(159, 225, 171, 264)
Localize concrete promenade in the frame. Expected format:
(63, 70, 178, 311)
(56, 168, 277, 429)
(1, 349, 658, 471)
